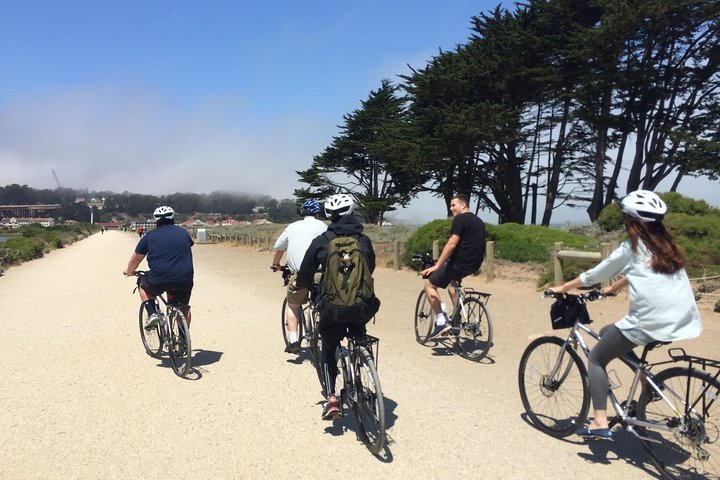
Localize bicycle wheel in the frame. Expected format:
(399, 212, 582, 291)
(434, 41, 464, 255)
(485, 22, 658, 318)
(138, 304, 162, 358)
(167, 307, 192, 377)
(310, 329, 326, 396)
(281, 298, 304, 348)
(637, 366, 720, 480)
(455, 297, 493, 361)
(353, 346, 386, 454)
(414, 291, 434, 344)
(518, 336, 590, 437)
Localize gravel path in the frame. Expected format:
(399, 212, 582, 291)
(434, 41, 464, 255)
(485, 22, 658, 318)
(1, 231, 717, 479)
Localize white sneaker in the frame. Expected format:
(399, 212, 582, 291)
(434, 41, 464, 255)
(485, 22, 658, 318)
(144, 313, 159, 331)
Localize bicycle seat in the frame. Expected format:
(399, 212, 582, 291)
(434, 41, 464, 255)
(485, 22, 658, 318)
(645, 341, 671, 351)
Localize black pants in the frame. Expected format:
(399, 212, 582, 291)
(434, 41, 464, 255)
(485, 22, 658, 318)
(319, 317, 366, 395)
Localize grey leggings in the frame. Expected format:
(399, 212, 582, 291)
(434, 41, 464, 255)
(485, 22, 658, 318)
(588, 324, 639, 410)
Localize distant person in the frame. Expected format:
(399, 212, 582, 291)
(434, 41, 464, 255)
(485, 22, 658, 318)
(550, 190, 702, 441)
(296, 194, 379, 420)
(421, 194, 486, 338)
(270, 200, 327, 354)
(137, 226, 144, 238)
(123, 206, 195, 328)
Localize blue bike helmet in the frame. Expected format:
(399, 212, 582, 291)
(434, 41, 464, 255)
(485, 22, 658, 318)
(300, 199, 322, 216)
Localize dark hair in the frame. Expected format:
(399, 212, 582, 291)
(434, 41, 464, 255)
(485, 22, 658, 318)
(623, 215, 685, 273)
(452, 194, 470, 207)
(156, 217, 175, 227)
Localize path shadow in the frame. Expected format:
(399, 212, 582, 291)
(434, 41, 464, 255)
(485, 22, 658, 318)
(285, 348, 314, 365)
(426, 339, 496, 364)
(321, 394, 398, 463)
(518, 413, 664, 479)
(154, 349, 223, 381)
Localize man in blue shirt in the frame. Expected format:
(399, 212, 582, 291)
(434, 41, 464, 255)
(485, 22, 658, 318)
(123, 206, 195, 329)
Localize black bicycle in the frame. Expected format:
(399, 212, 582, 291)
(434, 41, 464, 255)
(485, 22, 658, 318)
(133, 271, 192, 378)
(276, 265, 323, 374)
(518, 290, 720, 479)
(319, 334, 386, 454)
(412, 253, 493, 361)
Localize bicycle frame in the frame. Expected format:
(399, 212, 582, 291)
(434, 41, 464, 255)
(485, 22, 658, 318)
(552, 321, 695, 443)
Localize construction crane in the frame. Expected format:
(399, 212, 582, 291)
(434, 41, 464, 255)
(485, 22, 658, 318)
(51, 169, 66, 204)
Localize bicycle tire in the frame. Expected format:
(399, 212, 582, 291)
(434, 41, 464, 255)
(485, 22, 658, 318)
(280, 298, 304, 348)
(310, 329, 326, 397)
(455, 297, 493, 361)
(167, 307, 192, 377)
(414, 290, 434, 345)
(637, 366, 720, 480)
(518, 336, 590, 437)
(353, 346, 386, 454)
(138, 304, 162, 358)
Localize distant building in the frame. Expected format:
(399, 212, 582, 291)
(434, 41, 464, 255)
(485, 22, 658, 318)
(252, 219, 272, 225)
(97, 222, 122, 230)
(130, 219, 156, 230)
(221, 218, 239, 226)
(2, 217, 55, 228)
(0, 204, 61, 218)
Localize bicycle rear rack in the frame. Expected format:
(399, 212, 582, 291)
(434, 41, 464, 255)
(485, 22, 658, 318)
(352, 334, 380, 369)
(668, 348, 720, 383)
(462, 288, 491, 303)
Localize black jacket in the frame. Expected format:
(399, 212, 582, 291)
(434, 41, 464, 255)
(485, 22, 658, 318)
(296, 215, 375, 289)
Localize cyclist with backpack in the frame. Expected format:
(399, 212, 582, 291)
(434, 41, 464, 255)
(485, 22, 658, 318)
(296, 193, 380, 420)
(270, 200, 327, 354)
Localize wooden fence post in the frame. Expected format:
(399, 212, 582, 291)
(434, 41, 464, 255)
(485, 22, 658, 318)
(554, 242, 564, 286)
(393, 240, 400, 270)
(432, 240, 439, 260)
(485, 241, 495, 282)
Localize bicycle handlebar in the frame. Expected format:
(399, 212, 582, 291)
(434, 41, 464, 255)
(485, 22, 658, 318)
(542, 289, 613, 301)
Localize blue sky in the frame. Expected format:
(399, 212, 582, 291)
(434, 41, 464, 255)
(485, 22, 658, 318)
(1, 1, 717, 224)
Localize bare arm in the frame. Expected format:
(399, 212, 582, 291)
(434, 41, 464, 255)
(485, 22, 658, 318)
(601, 275, 627, 296)
(271, 249, 284, 271)
(123, 252, 145, 276)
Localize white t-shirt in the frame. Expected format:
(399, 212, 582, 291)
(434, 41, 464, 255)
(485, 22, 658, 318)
(579, 239, 702, 345)
(273, 216, 328, 272)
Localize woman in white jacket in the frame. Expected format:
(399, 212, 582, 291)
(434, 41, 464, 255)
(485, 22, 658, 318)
(550, 190, 702, 440)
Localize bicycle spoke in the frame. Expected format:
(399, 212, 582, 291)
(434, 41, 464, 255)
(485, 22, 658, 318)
(414, 291, 434, 345)
(353, 346, 386, 454)
(518, 336, 590, 437)
(638, 367, 720, 479)
(455, 297, 493, 361)
(138, 304, 162, 358)
(167, 308, 192, 377)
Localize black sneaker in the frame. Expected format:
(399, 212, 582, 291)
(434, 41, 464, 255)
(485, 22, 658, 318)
(284, 341, 301, 354)
(430, 322, 452, 339)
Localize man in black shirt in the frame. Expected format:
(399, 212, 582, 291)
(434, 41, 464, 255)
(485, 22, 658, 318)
(421, 194, 486, 337)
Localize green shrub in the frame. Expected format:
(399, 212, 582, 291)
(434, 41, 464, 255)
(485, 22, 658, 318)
(402, 219, 597, 269)
(487, 223, 596, 263)
(597, 203, 623, 232)
(660, 192, 716, 217)
(4, 237, 45, 262)
(402, 218, 452, 268)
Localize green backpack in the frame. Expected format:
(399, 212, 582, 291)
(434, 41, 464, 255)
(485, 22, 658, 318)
(318, 232, 380, 323)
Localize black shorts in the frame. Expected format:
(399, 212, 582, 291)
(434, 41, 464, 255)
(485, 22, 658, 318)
(138, 276, 193, 306)
(427, 261, 476, 289)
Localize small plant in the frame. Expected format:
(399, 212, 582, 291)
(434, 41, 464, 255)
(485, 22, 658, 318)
(714, 299, 720, 313)
(696, 280, 719, 294)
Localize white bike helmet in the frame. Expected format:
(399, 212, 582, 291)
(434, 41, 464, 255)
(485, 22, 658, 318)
(324, 194, 355, 219)
(620, 190, 667, 222)
(153, 205, 175, 220)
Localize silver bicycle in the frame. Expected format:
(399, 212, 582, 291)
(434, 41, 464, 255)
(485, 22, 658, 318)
(518, 290, 720, 479)
(412, 253, 493, 361)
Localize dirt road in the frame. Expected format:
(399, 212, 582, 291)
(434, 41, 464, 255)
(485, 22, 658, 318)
(1, 231, 717, 479)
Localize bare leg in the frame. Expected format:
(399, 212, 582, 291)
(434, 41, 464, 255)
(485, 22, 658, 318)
(423, 279, 443, 315)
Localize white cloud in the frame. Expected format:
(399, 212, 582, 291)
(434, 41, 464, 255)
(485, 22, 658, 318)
(0, 85, 330, 199)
